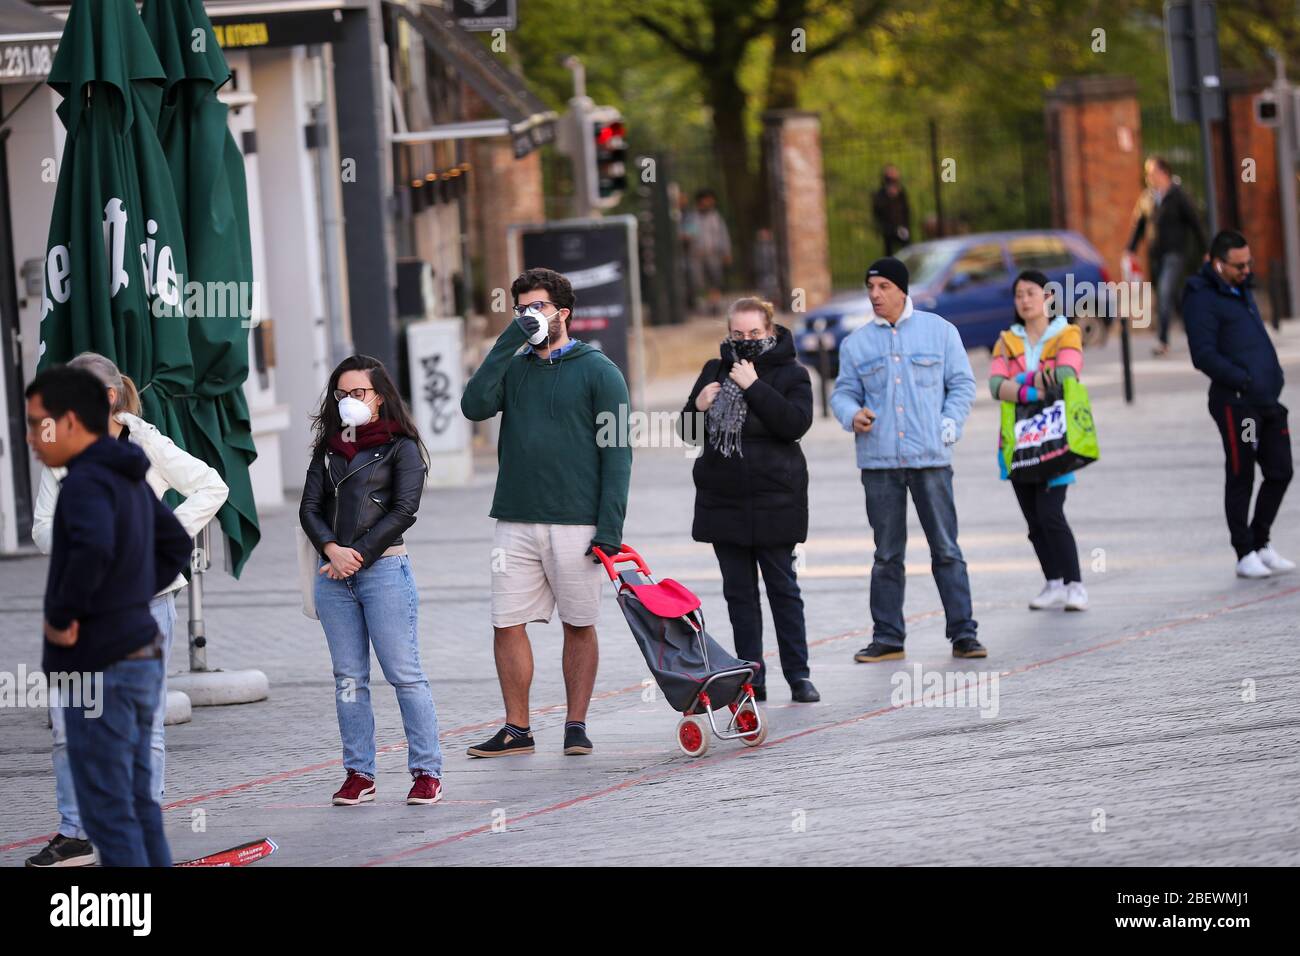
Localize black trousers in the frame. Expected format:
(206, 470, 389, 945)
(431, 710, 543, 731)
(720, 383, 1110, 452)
(1012, 481, 1081, 584)
(711, 542, 810, 688)
(1209, 400, 1293, 558)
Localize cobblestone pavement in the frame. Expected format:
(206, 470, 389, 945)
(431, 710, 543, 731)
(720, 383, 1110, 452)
(2, 335, 1298, 866)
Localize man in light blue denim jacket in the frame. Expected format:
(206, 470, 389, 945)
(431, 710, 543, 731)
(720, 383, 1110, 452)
(830, 257, 987, 662)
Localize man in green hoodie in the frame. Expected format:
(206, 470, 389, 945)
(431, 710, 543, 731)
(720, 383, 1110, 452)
(461, 268, 632, 757)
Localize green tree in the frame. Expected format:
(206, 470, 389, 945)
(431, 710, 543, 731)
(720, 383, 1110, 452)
(630, 0, 893, 275)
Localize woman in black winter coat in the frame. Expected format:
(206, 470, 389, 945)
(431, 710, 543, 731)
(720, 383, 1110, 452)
(680, 297, 819, 703)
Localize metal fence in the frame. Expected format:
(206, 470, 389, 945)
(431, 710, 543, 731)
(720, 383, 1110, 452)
(1138, 105, 1207, 211)
(822, 113, 1053, 289)
(541, 113, 1060, 307)
(542, 136, 752, 322)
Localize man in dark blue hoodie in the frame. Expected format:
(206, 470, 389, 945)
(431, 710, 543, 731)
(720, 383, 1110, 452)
(1184, 229, 1293, 580)
(25, 366, 191, 866)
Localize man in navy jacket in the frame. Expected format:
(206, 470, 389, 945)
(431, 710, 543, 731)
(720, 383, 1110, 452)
(1184, 229, 1293, 579)
(25, 366, 191, 866)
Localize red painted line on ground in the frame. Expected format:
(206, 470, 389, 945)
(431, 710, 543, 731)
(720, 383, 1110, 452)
(360, 583, 1300, 866)
(3, 612, 923, 854)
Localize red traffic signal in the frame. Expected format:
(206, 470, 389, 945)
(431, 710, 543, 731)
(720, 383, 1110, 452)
(596, 121, 626, 147)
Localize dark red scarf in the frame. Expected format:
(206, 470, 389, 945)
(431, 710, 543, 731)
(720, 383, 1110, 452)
(328, 419, 404, 461)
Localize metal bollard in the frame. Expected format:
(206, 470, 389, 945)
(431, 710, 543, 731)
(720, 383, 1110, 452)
(188, 522, 210, 672)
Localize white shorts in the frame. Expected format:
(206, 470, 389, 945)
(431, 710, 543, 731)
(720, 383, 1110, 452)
(490, 521, 605, 628)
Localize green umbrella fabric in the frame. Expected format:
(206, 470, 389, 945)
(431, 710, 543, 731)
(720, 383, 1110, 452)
(141, 0, 259, 577)
(37, 0, 195, 460)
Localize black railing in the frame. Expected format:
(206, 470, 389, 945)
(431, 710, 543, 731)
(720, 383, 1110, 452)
(822, 114, 1053, 289)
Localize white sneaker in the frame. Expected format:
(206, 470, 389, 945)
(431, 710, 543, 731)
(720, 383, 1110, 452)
(1256, 546, 1296, 573)
(1236, 551, 1272, 579)
(1064, 581, 1089, 611)
(1029, 579, 1067, 610)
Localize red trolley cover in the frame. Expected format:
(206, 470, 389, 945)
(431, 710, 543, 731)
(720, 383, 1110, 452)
(622, 578, 701, 618)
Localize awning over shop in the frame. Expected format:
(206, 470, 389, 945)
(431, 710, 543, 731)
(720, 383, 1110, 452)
(386, 0, 556, 158)
(0, 0, 61, 85)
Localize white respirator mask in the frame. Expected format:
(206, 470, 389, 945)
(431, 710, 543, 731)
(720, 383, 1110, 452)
(338, 396, 373, 427)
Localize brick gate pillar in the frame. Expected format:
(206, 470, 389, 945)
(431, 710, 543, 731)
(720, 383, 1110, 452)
(1214, 71, 1284, 288)
(762, 110, 832, 313)
(1045, 76, 1143, 278)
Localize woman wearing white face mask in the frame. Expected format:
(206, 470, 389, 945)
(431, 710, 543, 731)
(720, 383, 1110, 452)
(299, 355, 444, 808)
(26, 352, 228, 868)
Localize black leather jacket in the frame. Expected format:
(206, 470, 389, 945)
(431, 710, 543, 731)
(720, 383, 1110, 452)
(299, 436, 426, 568)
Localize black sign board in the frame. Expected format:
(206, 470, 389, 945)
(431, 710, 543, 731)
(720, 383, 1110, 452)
(454, 0, 518, 32)
(515, 217, 640, 381)
(210, 10, 342, 50)
(1164, 0, 1223, 123)
(513, 120, 555, 159)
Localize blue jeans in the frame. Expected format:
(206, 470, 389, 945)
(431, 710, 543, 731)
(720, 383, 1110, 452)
(63, 656, 171, 866)
(51, 592, 175, 841)
(315, 554, 443, 779)
(861, 466, 978, 646)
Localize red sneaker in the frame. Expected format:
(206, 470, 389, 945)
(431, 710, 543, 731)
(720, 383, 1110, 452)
(406, 773, 443, 805)
(332, 771, 376, 806)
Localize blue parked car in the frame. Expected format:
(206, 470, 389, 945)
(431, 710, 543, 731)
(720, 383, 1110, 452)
(793, 230, 1112, 377)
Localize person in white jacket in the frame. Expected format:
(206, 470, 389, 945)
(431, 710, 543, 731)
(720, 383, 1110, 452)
(26, 353, 228, 868)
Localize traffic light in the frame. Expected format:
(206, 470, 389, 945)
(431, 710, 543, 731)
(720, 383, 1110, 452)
(589, 111, 627, 208)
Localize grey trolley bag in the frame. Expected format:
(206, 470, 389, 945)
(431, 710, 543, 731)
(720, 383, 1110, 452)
(592, 544, 768, 756)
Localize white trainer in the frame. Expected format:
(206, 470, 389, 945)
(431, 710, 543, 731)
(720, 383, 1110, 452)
(1029, 579, 1067, 610)
(1064, 581, 1089, 611)
(1236, 551, 1272, 579)
(1256, 546, 1296, 573)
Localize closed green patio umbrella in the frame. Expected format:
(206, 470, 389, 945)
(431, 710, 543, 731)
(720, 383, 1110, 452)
(38, 0, 194, 455)
(141, 0, 259, 576)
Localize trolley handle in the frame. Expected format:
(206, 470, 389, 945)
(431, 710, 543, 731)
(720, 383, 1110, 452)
(591, 543, 651, 580)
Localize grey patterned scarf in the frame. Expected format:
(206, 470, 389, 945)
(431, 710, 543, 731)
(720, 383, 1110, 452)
(706, 336, 777, 458)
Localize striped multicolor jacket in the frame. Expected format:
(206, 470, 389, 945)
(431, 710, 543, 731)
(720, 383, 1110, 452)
(989, 320, 1084, 393)
(989, 319, 1085, 486)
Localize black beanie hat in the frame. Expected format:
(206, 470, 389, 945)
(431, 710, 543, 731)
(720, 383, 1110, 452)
(865, 257, 909, 294)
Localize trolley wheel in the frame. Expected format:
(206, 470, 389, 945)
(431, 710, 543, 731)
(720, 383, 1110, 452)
(676, 716, 710, 757)
(735, 702, 768, 747)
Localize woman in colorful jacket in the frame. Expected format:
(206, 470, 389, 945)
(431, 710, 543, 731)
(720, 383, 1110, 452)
(989, 270, 1089, 612)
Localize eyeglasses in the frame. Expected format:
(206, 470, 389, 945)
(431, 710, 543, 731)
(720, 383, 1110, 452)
(334, 387, 377, 402)
(1222, 259, 1253, 272)
(512, 301, 557, 318)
